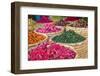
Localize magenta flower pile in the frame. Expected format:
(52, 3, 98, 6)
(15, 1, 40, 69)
(28, 42, 76, 61)
(36, 23, 61, 33)
(37, 16, 52, 23)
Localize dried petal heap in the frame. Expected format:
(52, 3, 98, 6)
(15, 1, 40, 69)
(36, 23, 61, 33)
(28, 42, 76, 61)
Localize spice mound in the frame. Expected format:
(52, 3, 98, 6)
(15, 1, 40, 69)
(28, 42, 76, 60)
(70, 19, 88, 28)
(28, 31, 46, 44)
(55, 19, 66, 26)
(36, 23, 61, 33)
(52, 30, 86, 43)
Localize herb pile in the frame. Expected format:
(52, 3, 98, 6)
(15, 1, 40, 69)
(52, 30, 86, 43)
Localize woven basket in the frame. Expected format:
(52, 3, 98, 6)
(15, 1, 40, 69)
(71, 39, 88, 58)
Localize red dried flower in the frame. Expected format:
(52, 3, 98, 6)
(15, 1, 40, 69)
(28, 42, 76, 61)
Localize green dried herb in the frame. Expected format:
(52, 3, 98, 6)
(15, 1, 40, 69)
(52, 30, 86, 43)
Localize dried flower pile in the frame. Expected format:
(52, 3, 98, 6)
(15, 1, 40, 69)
(28, 31, 46, 44)
(28, 42, 76, 60)
(36, 23, 61, 33)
